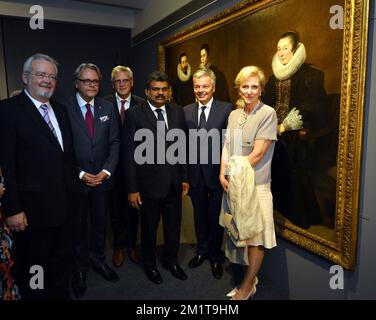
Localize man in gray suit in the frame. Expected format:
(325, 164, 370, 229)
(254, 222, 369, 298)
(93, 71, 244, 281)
(65, 63, 120, 298)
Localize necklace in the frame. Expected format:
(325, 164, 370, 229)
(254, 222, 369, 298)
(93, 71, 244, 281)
(238, 109, 250, 128)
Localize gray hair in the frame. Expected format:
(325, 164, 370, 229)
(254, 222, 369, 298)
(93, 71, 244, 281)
(23, 53, 58, 76)
(192, 68, 216, 85)
(74, 63, 102, 80)
(111, 65, 133, 81)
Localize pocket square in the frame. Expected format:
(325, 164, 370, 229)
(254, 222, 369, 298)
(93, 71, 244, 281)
(100, 115, 109, 122)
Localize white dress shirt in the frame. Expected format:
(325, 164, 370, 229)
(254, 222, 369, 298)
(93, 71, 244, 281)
(197, 97, 213, 125)
(115, 92, 131, 114)
(75, 93, 111, 180)
(147, 100, 168, 129)
(24, 89, 64, 151)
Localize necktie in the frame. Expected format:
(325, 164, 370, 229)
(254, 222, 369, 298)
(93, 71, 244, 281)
(155, 108, 165, 123)
(198, 106, 207, 129)
(40, 104, 57, 138)
(85, 103, 94, 140)
(120, 99, 126, 125)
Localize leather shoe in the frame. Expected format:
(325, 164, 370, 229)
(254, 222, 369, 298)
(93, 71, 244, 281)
(162, 262, 188, 280)
(144, 266, 163, 284)
(127, 248, 141, 264)
(112, 249, 125, 267)
(92, 263, 119, 283)
(188, 254, 207, 268)
(211, 262, 223, 279)
(72, 272, 87, 298)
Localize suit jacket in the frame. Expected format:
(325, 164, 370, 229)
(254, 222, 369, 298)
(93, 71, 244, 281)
(184, 99, 233, 189)
(0, 91, 78, 229)
(123, 101, 188, 199)
(65, 95, 120, 192)
(103, 93, 145, 187)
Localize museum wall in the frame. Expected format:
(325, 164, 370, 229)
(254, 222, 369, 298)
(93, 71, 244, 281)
(0, 16, 132, 100)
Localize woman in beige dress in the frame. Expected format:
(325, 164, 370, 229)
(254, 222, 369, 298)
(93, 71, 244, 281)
(219, 66, 277, 300)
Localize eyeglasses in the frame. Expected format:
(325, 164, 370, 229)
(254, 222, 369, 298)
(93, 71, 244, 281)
(113, 79, 131, 85)
(150, 87, 169, 92)
(77, 79, 100, 86)
(28, 72, 57, 81)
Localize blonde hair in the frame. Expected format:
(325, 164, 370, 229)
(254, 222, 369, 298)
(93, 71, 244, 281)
(234, 66, 265, 109)
(111, 65, 133, 81)
(192, 68, 216, 85)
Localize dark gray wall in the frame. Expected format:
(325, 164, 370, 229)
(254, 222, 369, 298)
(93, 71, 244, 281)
(0, 16, 132, 100)
(0, 20, 7, 99)
(131, 0, 376, 299)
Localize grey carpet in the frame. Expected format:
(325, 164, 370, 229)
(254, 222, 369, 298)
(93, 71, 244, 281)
(75, 244, 286, 300)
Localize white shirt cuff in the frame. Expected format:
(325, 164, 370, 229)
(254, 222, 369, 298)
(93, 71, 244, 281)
(102, 169, 111, 178)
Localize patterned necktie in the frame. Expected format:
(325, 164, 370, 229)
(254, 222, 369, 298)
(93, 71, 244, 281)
(198, 106, 207, 129)
(85, 103, 94, 140)
(120, 99, 126, 125)
(40, 104, 57, 138)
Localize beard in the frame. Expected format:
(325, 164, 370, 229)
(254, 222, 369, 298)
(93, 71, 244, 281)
(37, 89, 53, 99)
(35, 84, 54, 99)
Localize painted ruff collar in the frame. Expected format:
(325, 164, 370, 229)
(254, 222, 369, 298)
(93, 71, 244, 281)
(177, 63, 192, 82)
(272, 43, 307, 80)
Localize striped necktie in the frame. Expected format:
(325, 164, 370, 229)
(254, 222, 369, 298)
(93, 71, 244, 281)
(40, 104, 57, 138)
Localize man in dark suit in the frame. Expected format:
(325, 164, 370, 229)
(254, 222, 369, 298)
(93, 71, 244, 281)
(104, 65, 144, 267)
(0, 53, 78, 299)
(184, 68, 233, 279)
(65, 63, 120, 298)
(124, 71, 189, 284)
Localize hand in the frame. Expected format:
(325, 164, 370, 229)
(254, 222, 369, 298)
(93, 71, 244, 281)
(82, 172, 103, 187)
(5, 212, 28, 232)
(92, 171, 109, 184)
(282, 107, 303, 132)
(219, 174, 229, 192)
(0, 182, 5, 198)
(128, 192, 142, 209)
(278, 123, 286, 135)
(182, 182, 189, 196)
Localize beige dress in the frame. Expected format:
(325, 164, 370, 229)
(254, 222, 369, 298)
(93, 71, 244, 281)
(222, 103, 278, 266)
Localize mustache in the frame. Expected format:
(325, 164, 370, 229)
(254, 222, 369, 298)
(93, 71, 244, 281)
(156, 95, 166, 99)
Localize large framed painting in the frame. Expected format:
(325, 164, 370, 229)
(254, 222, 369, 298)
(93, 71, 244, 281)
(159, 0, 369, 269)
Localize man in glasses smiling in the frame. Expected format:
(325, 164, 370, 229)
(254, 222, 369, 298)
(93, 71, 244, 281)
(0, 53, 78, 299)
(65, 63, 120, 298)
(104, 66, 144, 268)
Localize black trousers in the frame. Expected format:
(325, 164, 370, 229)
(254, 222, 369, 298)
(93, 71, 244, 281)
(73, 189, 107, 272)
(14, 219, 73, 300)
(189, 177, 224, 262)
(109, 179, 139, 250)
(140, 184, 182, 267)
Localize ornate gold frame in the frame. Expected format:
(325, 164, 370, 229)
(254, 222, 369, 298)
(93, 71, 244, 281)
(159, 0, 369, 269)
